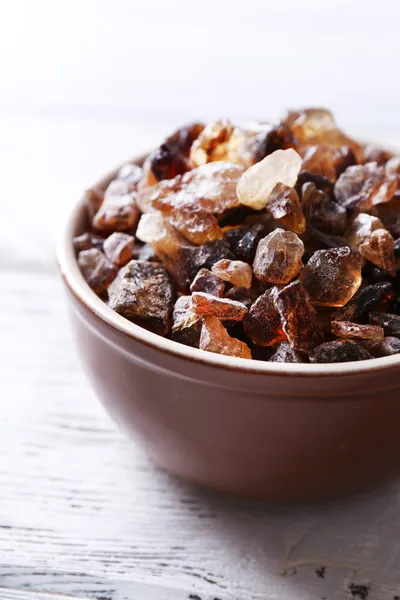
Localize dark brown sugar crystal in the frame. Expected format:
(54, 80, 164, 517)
(78, 249, 118, 295)
(266, 183, 306, 234)
(309, 340, 373, 363)
(190, 268, 225, 297)
(109, 260, 174, 336)
(269, 341, 304, 363)
(77, 108, 400, 362)
(275, 280, 323, 352)
(243, 287, 286, 347)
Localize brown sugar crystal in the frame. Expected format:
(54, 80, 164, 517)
(93, 180, 140, 233)
(253, 229, 304, 284)
(243, 287, 286, 347)
(266, 183, 306, 234)
(200, 316, 252, 359)
(331, 320, 384, 341)
(109, 260, 174, 336)
(78, 249, 118, 295)
(103, 232, 135, 266)
(300, 247, 363, 307)
(211, 259, 253, 289)
(190, 268, 226, 297)
(275, 280, 323, 352)
(191, 292, 248, 321)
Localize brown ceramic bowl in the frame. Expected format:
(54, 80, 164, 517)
(58, 154, 400, 502)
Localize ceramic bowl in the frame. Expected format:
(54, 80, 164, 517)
(57, 154, 400, 502)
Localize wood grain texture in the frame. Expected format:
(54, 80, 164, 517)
(3, 0, 400, 597)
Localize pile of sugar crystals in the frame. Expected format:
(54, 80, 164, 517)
(75, 108, 400, 363)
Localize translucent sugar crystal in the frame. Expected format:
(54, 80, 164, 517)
(299, 247, 363, 307)
(109, 260, 174, 336)
(334, 163, 396, 211)
(236, 148, 302, 210)
(103, 232, 135, 266)
(211, 259, 253, 288)
(361, 229, 396, 275)
(344, 213, 395, 274)
(284, 108, 336, 143)
(266, 183, 306, 234)
(283, 108, 359, 153)
(253, 229, 304, 284)
(302, 182, 347, 234)
(190, 268, 225, 297)
(171, 295, 202, 347)
(93, 180, 140, 233)
(269, 341, 304, 363)
(168, 209, 222, 245)
(191, 292, 248, 321)
(309, 341, 373, 363)
(301, 144, 355, 182)
(200, 316, 252, 359)
(243, 287, 286, 346)
(148, 161, 245, 244)
(78, 248, 118, 295)
(331, 320, 384, 340)
(275, 280, 323, 352)
(151, 161, 244, 215)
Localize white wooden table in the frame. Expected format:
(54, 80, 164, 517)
(2, 2, 400, 598)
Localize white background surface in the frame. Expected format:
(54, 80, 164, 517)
(2, 1, 400, 598)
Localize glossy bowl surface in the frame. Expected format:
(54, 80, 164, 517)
(58, 154, 400, 501)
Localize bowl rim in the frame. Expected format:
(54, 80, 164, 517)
(57, 153, 400, 378)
